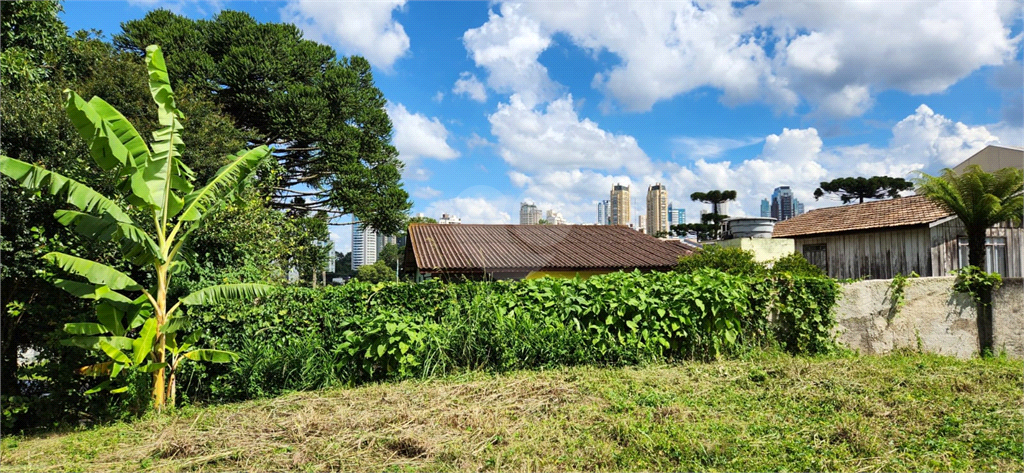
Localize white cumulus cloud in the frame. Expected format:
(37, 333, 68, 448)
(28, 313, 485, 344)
(461, 1, 1017, 116)
(281, 0, 410, 71)
(425, 197, 512, 224)
(488, 94, 652, 174)
(452, 72, 488, 102)
(385, 102, 460, 162)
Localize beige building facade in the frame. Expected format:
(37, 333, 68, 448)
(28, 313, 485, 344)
(610, 184, 630, 226)
(646, 183, 668, 236)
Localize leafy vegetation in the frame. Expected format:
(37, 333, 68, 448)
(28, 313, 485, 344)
(887, 271, 919, 319)
(813, 175, 914, 204)
(166, 269, 840, 403)
(1, 45, 272, 410)
(2, 353, 1020, 472)
(355, 260, 399, 283)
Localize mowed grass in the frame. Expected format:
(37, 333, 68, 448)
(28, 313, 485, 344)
(2, 351, 1021, 472)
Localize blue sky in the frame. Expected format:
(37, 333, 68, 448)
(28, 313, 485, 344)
(62, 1, 1023, 252)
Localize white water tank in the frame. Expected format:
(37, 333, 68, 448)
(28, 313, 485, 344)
(724, 217, 776, 239)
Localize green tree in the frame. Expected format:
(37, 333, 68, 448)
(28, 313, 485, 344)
(356, 260, 398, 283)
(1, 46, 273, 409)
(672, 190, 736, 241)
(813, 176, 914, 204)
(690, 190, 737, 215)
(113, 9, 411, 234)
(378, 243, 403, 268)
(916, 165, 1023, 353)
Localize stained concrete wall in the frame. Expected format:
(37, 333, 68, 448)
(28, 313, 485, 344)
(834, 276, 1023, 358)
(716, 238, 795, 264)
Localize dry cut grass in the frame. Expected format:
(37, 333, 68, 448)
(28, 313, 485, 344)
(2, 351, 1021, 472)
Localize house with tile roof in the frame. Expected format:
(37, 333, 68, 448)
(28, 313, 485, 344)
(402, 224, 694, 281)
(773, 195, 1023, 279)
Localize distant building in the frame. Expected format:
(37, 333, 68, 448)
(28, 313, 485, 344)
(646, 183, 668, 236)
(439, 213, 461, 224)
(668, 203, 674, 226)
(677, 208, 686, 225)
(376, 233, 397, 253)
(769, 186, 803, 221)
(637, 214, 647, 234)
(610, 184, 630, 226)
(352, 219, 378, 270)
(952, 144, 1024, 175)
(520, 202, 541, 225)
(760, 199, 771, 217)
(597, 200, 610, 225)
(546, 209, 566, 225)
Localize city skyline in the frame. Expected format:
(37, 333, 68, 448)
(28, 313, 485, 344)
(60, 2, 1023, 254)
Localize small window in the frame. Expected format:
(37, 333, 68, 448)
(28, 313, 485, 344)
(802, 244, 828, 273)
(957, 237, 1007, 276)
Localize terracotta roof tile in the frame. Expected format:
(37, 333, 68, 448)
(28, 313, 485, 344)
(407, 224, 693, 273)
(773, 195, 953, 238)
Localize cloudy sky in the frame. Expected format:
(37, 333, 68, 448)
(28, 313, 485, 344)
(64, 1, 1023, 252)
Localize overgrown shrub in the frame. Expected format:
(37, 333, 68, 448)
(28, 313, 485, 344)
(769, 252, 826, 278)
(185, 268, 841, 403)
(675, 245, 766, 276)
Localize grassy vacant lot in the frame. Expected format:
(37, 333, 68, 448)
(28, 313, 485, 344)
(2, 351, 1020, 472)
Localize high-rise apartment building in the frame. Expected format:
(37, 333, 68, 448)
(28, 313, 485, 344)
(597, 200, 610, 225)
(637, 215, 647, 234)
(610, 184, 630, 226)
(760, 199, 771, 217)
(351, 219, 378, 270)
(646, 183, 668, 236)
(768, 186, 804, 221)
(676, 208, 685, 225)
(520, 202, 541, 225)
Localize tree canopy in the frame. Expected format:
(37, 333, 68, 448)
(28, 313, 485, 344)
(813, 176, 913, 204)
(673, 190, 737, 241)
(113, 9, 411, 234)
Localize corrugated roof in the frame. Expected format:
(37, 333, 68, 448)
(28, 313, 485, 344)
(773, 195, 953, 238)
(407, 224, 693, 272)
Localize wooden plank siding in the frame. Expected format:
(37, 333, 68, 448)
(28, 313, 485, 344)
(792, 227, 933, 280)
(792, 219, 1024, 280)
(929, 219, 1024, 278)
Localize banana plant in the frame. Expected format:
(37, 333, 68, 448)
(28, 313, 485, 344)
(0, 45, 273, 409)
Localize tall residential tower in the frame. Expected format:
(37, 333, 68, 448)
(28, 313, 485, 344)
(646, 183, 668, 236)
(610, 184, 630, 226)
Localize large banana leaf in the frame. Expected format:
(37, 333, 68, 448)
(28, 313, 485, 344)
(61, 335, 133, 351)
(53, 279, 134, 304)
(64, 91, 126, 172)
(43, 252, 142, 291)
(0, 156, 132, 223)
(179, 146, 270, 222)
(132, 318, 157, 366)
(179, 283, 273, 306)
(183, 349, 238, 363)
(54, 210, 161, 265)
(145, 45, 190, 222)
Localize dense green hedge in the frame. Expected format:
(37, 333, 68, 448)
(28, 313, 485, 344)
(178, 268, 840, 403)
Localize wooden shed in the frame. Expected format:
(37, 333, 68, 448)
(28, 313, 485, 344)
(773, 195, 1023, 279)
(402, 224, 694, 281)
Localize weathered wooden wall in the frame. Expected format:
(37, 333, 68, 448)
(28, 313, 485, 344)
(793, 220, 1024, 280)
(793, 227, 933, 280)
(929, 219, 1023, 278)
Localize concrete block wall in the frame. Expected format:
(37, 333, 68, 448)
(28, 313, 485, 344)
(833, 276, 1022, 358)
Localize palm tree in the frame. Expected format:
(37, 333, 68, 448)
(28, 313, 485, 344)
(916, 164, 1022, 353)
